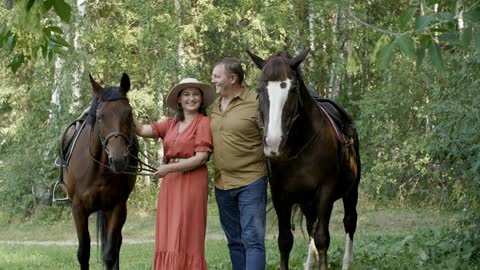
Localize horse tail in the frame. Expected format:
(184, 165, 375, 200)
(96, 211, 108, 260)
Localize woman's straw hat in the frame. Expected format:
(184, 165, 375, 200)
(166, 78, 215, 113)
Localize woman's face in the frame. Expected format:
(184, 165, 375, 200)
(178, 88, 203, 113)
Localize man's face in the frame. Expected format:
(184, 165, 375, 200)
(211, 64, 230, 95)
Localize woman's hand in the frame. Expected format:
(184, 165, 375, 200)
(154, 165, 171, 178)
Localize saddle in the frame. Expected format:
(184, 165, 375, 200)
(55, 120, 83, 167)
(52, 108, 89, 202)
(315, 98, 354, 146)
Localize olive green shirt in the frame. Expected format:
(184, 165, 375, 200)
(210, 88, 266, 190)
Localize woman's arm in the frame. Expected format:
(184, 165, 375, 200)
(155, 151, 210, 178)
(133, 117, 155, 138)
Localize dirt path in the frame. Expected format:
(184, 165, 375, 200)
(0, 234, 228, 246)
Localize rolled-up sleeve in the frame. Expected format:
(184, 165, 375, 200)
(194, 117, 213, 153)
(150, 119, 174, 139)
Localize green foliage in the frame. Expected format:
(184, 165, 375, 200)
(353, 1, 480, 71)
(0, 0, 478, 229)
(0, 0, 72, 72)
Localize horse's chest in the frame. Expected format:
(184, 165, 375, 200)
(80, 179, 133, 210)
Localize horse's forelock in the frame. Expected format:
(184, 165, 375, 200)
(86, 87, 128, 125)
(100, 86, 127, 101)
(260, 56, 292, 82)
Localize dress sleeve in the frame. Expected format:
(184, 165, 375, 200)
(150, 118, 174, 139)
(194, 116, 213, 153)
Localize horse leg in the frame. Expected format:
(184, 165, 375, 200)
(103, 203, 127, 270)
(314, 191, 335, 270)
(341, 186, 358, 270)
(302, 206, 319, 270)
(274, 200, 293, 270)
(72, 203, 90, 270)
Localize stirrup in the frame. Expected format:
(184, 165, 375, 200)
(52, 181, 69, 202)
(54, 156, 66, 168)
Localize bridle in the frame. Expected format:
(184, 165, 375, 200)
(88, 97, 158, 176)
(259, 77, 322, 161)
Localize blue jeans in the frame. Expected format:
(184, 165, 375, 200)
(215, 177, 267, 270)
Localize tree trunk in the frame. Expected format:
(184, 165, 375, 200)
(308, 0, 317, 89)
(5, 0, 14, 10)
(48, 57, 63, 121)
(70, 0, 87, 114)
(175, 0, 186, 70)
(329, 8, 347, 99)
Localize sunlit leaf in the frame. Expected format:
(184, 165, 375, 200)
(475, 31, 480, 50)
(46, 26, 63, 34)
(371, 35, 390, 63)
(400, 8, 417, 30)
(415, 14, 435, 32)
(464, 10, 480, 23)
(376, 40, 396, 70)
(6, 34, 16, 53)
(438, 12, 454, 21)
(53, 0, 72, 23)
(49, 34, 70, 47)
(462, 27, 472, 48)
(43, 0, 54, 11)
(416, 36, 430, 68)
(346, 44, 359, 75)
(428, 42, 444, 72)
(26, 0, 35, 11)
(7, 52, 25, 73)
(396, 34, 416, 58)
(439, 33, 460, 46)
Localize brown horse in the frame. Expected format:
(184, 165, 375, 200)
(63, 73, 138, 270)
(247, 49, 361, 270)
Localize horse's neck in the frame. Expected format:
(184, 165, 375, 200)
(298, 85, 325, 131)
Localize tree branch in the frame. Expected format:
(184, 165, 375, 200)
(346, 8, 401, 37)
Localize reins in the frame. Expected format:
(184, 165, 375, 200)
(88, 125, 158, 176)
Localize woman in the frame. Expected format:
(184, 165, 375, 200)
(133, 78, 215, 270)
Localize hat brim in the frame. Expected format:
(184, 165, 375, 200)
(166, 82, 215, 113)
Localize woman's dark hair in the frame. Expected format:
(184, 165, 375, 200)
(175, 89, 207, 121)
(214, 58, 244, 84)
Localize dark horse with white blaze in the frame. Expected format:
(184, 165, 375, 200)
(247, 49, 361, 270)
(63, 74, 138, 270)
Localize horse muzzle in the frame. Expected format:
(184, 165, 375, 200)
(108, 154, 129, 173)
(264, 135, 287, 159)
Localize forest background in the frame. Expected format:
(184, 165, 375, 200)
(0, 0, 479, 267)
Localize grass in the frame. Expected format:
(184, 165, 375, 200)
(1, 200, 478, 269)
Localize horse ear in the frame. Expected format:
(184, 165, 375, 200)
(89, 73, 103, 94)
(289, 48, 311, 70)
(246, 50, 265, 69)
(119, 73, 130, 95)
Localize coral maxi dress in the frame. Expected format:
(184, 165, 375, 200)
(150, 114, 212, 270)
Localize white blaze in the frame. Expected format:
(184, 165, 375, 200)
(265, 79, 292, 155)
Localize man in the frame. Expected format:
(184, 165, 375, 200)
(210, 58, 267, 270)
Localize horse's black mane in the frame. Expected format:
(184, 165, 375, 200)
(86, 86, 128, 125)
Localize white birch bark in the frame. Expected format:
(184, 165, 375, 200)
(308, 1, 316, 72)
(70, 0, 87, 114)
(288, 0, 301, 52)
(48, 57, 63, 121)
(328, 11, 337, 98)
(175, 0, 186, 70)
